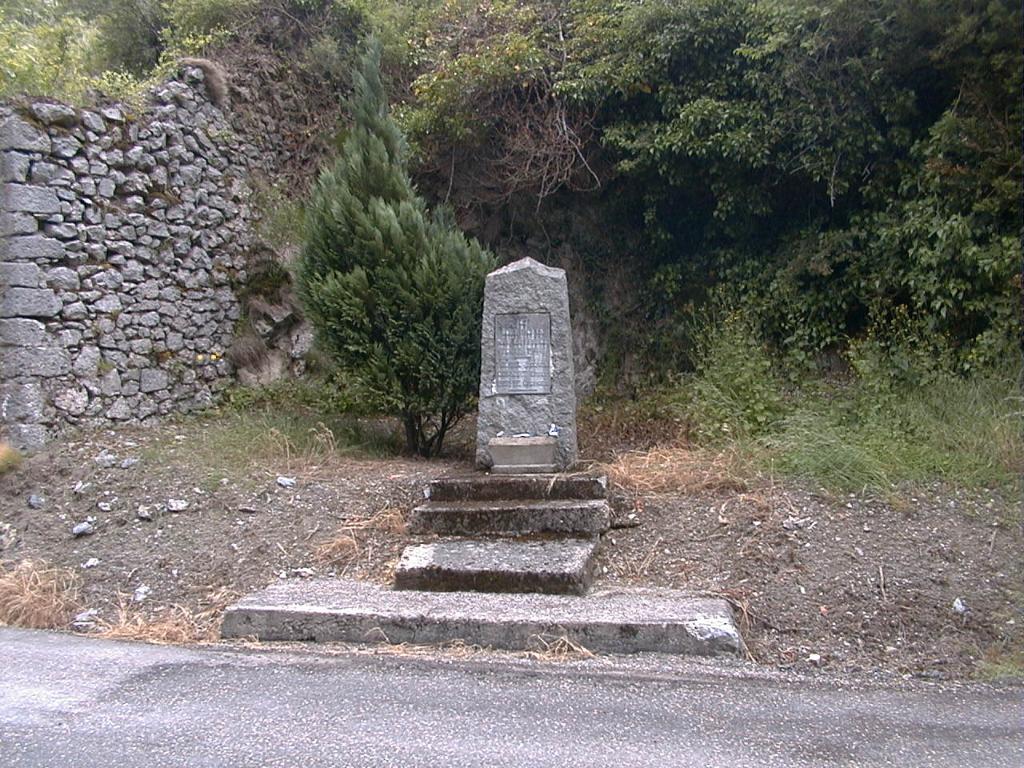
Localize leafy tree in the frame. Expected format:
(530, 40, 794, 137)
(298, 38, 494, 457)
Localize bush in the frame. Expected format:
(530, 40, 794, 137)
(686, 313, 784, 442)
(0, 11, 97, 101)
(369, 0, 1020, 370)
(298, 38, 494, 457)
(93, 0, 165, 75)
(160, 0, 259, 51)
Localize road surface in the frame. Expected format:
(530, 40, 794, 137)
(0, 628, 1021, 767)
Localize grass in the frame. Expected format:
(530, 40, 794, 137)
(588, 362, 1023, 496)
(596, 307, 1024, 496)
(524, 634, 595, 661)
(345, 634, 595, 662)
(142, 386, 404, 486)
(578, 391, 690, 460)
(0, 561, 233, 641)
(626, 312, 1024, 494)
(976, 652, 1024, 682)
(0, 560, 81, 629)
(250, 179, 306, 251)
(759, 370, 1024, 492)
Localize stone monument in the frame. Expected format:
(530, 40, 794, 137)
(475, 257, 578, 472)
(223, 263, 744, 656)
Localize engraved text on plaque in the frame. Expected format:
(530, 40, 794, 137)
(495, 313, 551, 394)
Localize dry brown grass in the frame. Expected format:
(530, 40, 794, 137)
(96, 587, 237, 644)
(314, 533, 361, 564)
(525, 633, 595, 661)
(0, 522, 15, 551)
(0, 560, 81, 629)
(600, 445, 748, 495)
(354, 634, 486, 660)
(0, 442, 22, 475)
(350, 634, 595, 663)
(313, 507, 407, 567)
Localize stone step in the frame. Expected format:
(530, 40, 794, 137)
(394, 538, 598, 595)
(409, 499, 611, 537)
(221, 578, 746, 657)
(426, 474, 607, 503)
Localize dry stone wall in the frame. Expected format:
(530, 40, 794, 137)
(0, 66, 264, 451)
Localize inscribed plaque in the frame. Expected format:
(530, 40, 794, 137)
(494, 313, 551, 394)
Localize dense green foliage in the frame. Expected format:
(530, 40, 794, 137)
(298, 40, 494, 457)
(0, 0, 360, 103)
(365, 0, 1021, 370)
(5, 0, 1018, 370)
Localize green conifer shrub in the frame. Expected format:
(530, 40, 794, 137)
(298, 38, 494, 458)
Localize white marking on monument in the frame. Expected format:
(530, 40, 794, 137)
(495, 313, 551, 394)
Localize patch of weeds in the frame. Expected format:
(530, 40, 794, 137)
(761, 362, 1024, 493)
(600, 445, 748, 495)
(250, 178, 306, 250)
(144, 381, 403, 480)
(0, 442, 22, 475)
(685, 312, 784, 442)
(225, 322, 268, 370)
(222, 377, 370, 421)
(238, 255, 292, 305)
(975, 648, 1024, 682)
(524, 633, 595, 661)
(975, 586, 1024, 681)
(351, 638, 486, 660)
(150, 189, 183, 207)
(578, 387, 692, 459)
(95, 587, 235, 644)
(0, 560, 80, 629)
(314, 532, 361, 566)
(314, 507, 407, 569)
(620, 314, 1023, 494)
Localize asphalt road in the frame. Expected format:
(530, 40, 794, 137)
(1, 628, 1021, 767)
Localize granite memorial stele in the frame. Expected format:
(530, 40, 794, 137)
(475, 257, 578, 473)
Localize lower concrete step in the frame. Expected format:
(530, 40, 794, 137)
(409, 499, 611, 536)
(221, 578, 746, 657)
(426, 474, 607, 503)
(394, 538, 598, 595)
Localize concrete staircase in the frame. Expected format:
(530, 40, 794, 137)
(222, 472, 748, 657)
(395, 473, 611, 595)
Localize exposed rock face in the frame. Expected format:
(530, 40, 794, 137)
(0, 67, 278, 451)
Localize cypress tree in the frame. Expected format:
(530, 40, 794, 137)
(298, 38, 494, 457)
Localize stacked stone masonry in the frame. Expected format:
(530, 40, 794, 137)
(1, 67, 263, 451)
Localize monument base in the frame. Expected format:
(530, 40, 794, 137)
(221, 579, 747, 656)
(487, 436, 559, 474)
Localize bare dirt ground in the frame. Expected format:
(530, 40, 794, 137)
(597, 476, 1022, 679)
(1, 413, 1021, 681)
(0, 416, 447, 640)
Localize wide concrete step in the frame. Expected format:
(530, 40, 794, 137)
(426, 474, 607, 503)
(221, 578, 746, 657)
(409, 498, 611, 536)
(394, 538, 598, 595)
